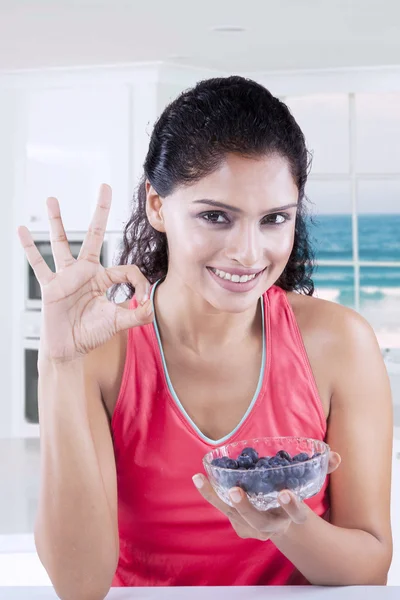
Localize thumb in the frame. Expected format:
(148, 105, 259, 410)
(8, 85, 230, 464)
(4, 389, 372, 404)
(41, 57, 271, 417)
(327, 451, 342, 475)
(115, 298, 154, 332)
(103, 264, 151, 303)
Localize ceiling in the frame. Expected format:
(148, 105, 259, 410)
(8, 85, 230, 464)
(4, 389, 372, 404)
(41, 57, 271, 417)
(1, 0, 400, 73)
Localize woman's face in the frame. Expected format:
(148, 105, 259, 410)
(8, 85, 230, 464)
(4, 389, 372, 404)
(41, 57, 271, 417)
(147, 153, 299, 313)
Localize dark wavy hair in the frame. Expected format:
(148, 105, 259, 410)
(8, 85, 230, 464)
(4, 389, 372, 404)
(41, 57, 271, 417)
(108, 75, 317, 303)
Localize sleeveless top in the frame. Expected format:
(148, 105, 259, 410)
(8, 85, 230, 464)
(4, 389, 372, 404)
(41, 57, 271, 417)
(110, 280, 330, 586)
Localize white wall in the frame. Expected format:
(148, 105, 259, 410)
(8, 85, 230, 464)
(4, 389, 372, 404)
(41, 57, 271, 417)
(0, 89, 19, 438)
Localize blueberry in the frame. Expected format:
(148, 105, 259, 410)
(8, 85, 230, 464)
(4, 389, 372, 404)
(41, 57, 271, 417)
(260, 470, 274, 485)
(288, 463, 305, 479)
(276, 450, 292, 462)
(301, 464, 312, 482)
(220, 470, 241, 489)
(240, 447, 259, 464)
(211, 457, 226, 467)
(255, 458, 271, 469)
(236, 472, 255, 493)
(292, 452, 309, 463)
(252, 478, 275, 494)
(312, 452, 322, 459)
(269, 456, 290, 468)
(270, 468, 286, 490)
(237, 455, 254, 469)
(218, 457, 238, 469)
(285, 477, 300, 490)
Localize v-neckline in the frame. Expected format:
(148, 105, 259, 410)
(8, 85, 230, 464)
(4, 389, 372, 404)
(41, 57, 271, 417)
(149, 279, 269, 446)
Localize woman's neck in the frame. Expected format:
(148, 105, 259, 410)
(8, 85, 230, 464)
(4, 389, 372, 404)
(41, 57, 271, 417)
(153, 272, 262, 356)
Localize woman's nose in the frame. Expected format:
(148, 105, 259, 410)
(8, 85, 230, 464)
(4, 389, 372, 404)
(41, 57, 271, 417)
(224, 223, 263, 267)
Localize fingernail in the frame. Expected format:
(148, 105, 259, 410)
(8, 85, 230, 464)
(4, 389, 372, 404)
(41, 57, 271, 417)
(229, 488, 242, 503)
(279, 492, 291, 504)
(140, 293, 149, 305)
(192, 475, 204, 489)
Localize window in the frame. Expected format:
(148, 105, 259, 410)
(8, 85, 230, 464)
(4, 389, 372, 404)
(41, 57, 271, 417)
(282, 93, 400, 347)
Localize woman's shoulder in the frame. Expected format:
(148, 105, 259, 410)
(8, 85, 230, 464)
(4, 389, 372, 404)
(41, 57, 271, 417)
(286, 288, 378, 368)
(286, 288, 363, 333)
(284, 289, 380, 420)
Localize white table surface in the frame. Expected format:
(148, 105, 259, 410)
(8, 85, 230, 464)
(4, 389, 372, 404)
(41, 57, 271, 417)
(0, 586, 398, 599)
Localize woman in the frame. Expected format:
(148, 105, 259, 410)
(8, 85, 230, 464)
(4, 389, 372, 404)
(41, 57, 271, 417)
(18, 76, 393, 597)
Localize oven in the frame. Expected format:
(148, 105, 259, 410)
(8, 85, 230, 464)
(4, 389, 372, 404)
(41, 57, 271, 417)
(21, 232, 124, 429)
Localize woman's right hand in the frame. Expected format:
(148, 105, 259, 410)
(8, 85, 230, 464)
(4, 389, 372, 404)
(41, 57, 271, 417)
(17, 184, 154, 364)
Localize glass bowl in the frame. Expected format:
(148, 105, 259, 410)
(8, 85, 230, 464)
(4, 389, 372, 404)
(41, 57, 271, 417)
(203, 436, 330, 511)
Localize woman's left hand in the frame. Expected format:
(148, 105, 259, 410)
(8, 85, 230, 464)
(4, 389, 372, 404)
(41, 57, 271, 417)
(192, 450, 341, 541)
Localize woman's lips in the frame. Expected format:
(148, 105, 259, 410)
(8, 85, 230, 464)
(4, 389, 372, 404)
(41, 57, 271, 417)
(206, 266, 266, 293)
(207, 266, 265, 276)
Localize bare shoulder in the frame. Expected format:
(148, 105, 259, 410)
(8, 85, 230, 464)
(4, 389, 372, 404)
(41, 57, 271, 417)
(284, 289, 382, 419)
(285, 288, 374, 346)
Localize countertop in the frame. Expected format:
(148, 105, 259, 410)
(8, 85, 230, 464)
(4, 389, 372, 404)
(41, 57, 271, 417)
(0, 587, 398, 600)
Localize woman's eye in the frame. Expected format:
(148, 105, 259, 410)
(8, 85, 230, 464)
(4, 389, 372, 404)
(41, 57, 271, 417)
(264, 213, 289, 225)
(201, 212, 228, 224)
(200, 211, 290, 225)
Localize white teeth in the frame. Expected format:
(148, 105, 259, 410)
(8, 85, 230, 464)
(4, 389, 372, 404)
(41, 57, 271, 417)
(212, 268, 257, 283)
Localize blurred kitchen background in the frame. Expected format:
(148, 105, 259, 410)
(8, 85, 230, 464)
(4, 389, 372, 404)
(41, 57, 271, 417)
(0, 0, 400, 587)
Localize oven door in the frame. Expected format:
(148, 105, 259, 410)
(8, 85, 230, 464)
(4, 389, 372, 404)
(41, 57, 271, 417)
(23, 337, 40, 425)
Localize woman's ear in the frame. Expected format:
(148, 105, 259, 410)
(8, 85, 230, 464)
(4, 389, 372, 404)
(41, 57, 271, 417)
(145, 181, 165, 233)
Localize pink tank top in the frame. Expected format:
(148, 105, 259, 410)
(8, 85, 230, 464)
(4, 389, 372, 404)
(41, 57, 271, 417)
(110, 280, 330, 586)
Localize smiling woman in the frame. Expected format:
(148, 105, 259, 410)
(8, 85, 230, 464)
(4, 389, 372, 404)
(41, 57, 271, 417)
(23, 75, 393, 597)
(108, 83, 315, 305)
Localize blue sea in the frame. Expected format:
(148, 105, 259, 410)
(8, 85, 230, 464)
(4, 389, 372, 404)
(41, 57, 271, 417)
(307, 214, 400, 310)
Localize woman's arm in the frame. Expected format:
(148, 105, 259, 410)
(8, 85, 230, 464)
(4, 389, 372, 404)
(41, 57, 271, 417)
(35, 349, 119, 600)
(272, 308, 393, 585)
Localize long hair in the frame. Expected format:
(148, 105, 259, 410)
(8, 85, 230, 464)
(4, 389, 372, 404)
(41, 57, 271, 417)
(108, 75, 317, 302)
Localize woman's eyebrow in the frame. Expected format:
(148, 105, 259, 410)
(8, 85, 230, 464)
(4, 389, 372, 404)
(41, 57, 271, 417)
(192, 199, 298, 215)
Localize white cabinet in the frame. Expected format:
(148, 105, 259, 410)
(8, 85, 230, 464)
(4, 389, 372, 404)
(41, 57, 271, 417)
(22, 86, 131, 233)
(388, 438, 400, 585)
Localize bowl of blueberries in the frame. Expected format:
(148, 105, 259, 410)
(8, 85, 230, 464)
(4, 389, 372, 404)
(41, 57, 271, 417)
(203, 436, 330, 511)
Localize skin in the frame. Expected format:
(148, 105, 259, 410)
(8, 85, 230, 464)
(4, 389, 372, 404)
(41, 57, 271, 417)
(145, 151, 341, 534)
(97, 152, 392, 584)
(145, 153, 299, 352)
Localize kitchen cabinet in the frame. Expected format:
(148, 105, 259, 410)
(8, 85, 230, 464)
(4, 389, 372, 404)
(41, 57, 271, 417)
(22, 86, 131, 233)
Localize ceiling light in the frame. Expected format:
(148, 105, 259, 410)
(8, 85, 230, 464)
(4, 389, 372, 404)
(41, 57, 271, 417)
(211, 26, 246, 32)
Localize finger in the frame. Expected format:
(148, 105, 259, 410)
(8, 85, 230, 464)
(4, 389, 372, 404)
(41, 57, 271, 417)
(104, 264, 151, 304)
(228, 487, 290, 533)
(17, 226, 54, 287)
(78, 184, 111, 263)
(277, 490, 309, 525)
(100, 266, 154, 331)
(129, 266, 151, 305)
(327, 451, 341, 475)
(46, 197, 75, 271)
(115, 299, 154, 332)
(192, 475, 245, 525)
